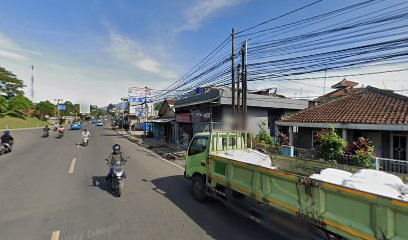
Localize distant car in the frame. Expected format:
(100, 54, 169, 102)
(96, 121, 103, 126)
(70, 123, 82, 130)
(91, 120, 97, 124)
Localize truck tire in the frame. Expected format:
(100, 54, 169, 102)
(192, 175, 206, 202)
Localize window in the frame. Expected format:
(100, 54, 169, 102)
(188, 137, 208, 156)
(392, 135, 407, 161)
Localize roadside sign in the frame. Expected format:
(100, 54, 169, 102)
(58, 105, 66, 111)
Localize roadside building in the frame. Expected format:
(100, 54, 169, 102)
(276, 86, 408, 161)
(151, 99, 176, 143)
(174, 87, 308, 147)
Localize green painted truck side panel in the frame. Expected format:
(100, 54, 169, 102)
(185, 131, 408, 239)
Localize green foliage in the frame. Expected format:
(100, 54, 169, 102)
(155, 103, 163, 111)
(0, 66, 24, 99)
(316, 128, 346, 162)
(0, 96, 9, 113)
(256, 121, 274, 145)
(8, 95, 33, 113)
(35, 100, 55, 119)
(346, 137, 375, 168)
(90, 105, 106, 118)
(107, 103, 116, 111)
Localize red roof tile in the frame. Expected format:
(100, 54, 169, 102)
(281, 87, 408, 125)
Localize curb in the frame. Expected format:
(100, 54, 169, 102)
(114, 130, 184, 171)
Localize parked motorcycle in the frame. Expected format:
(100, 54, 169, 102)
(0, 141, 13, 155)
(106, 159, 127, 197)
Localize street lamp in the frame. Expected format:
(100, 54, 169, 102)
(54, 98, 63, 124)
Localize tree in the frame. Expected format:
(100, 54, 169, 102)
(8, 95, 33, 113)
(107, 103, 115, 112)
(35, 100, 55, 119)
(0, 96, 9, 114)
(0, 66, 24, 99)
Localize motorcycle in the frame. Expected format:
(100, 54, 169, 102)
(106, 159, 127, 197)
(82, 136, 89, 146)
(57, 131, 64, 139)
(42, 130, 49, 138)
(0, 141, 13, 155)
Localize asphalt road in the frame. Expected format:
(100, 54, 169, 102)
(0, 125, 293, 240)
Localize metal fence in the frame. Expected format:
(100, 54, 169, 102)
(265, 145, 408, 175)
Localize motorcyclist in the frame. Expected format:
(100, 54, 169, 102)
(57, 125, 65, 133)
(81, 129, 91, 138)
(1, 130, 14, 150)
(105, 144, 127, 182)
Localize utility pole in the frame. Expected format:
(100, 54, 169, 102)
(30, 65, 34, 101)
(144, 86, 148, 137)
(231, 28, 236, 123)
(241, 40, 248, 130)
(236, 64, 241, 129)
(323, 67, 327, 94)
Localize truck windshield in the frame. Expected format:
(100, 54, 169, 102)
(188, 137, 208, 156)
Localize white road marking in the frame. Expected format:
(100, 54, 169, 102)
(51, 230, 60, 240)
(68, 158, 77, 173)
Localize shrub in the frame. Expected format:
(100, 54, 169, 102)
(316, 128, 346, 162)
(346, 137, 375, 168)
(256, 121, 274, 145)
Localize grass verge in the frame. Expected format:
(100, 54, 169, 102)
(0, 116, 49, 130)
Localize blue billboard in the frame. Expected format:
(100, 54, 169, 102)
(58, 105, 66, 111)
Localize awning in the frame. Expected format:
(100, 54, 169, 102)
(150, 118, 175, 123)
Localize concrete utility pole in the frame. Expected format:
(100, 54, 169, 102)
(144, 86, 148, 137)
(236, 64, 241, 129)
(30, 65, 34, 101)
(231, 28, 236, 120)
(241, 40, 248, 130)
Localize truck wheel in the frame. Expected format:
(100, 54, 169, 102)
(192, 175, 206, 202)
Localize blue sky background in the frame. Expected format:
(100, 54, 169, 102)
(0, 0, 407, 105)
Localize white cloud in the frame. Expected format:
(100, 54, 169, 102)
(107, 31, 177, 78)
(0, 49, 28, 60)
(0, 33, 42, 61)
(177, 0, 244, 33)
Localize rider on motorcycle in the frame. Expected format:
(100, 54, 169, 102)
(81, 129, 91, 138)
(105, 144, 127, 182)
(57, 125, 65, 133)
(1, 130, 14, 150)
(43, 125, 50, 133)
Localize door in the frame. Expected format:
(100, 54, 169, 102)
(185, 136, 209, 178)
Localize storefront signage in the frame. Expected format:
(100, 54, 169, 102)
(191, 109, 211, 123)
(176, 113, 191, 123)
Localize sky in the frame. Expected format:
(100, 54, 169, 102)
(0, 0, 407, 106)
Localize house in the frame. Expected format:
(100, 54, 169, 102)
(276, 86, 408, 161)
(151, 99, 176, 143)
(315, 78, 361, 104)
(174, 86, 308, 146)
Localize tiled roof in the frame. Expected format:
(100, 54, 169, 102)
(314, 87, 362, 103)
(166, 99, 175, 105)
(281, 86, 408, 125)
(331, 79, 358, 89)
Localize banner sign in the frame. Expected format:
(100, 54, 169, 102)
(191, 109, 211, 123)
(58, 105, 66, 111)
(128, 87, 152, 100)
(176, 113, 191, 123)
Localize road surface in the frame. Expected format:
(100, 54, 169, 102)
(0, 125, 293, 240)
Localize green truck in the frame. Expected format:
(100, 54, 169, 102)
(184, 130, 408, 240)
